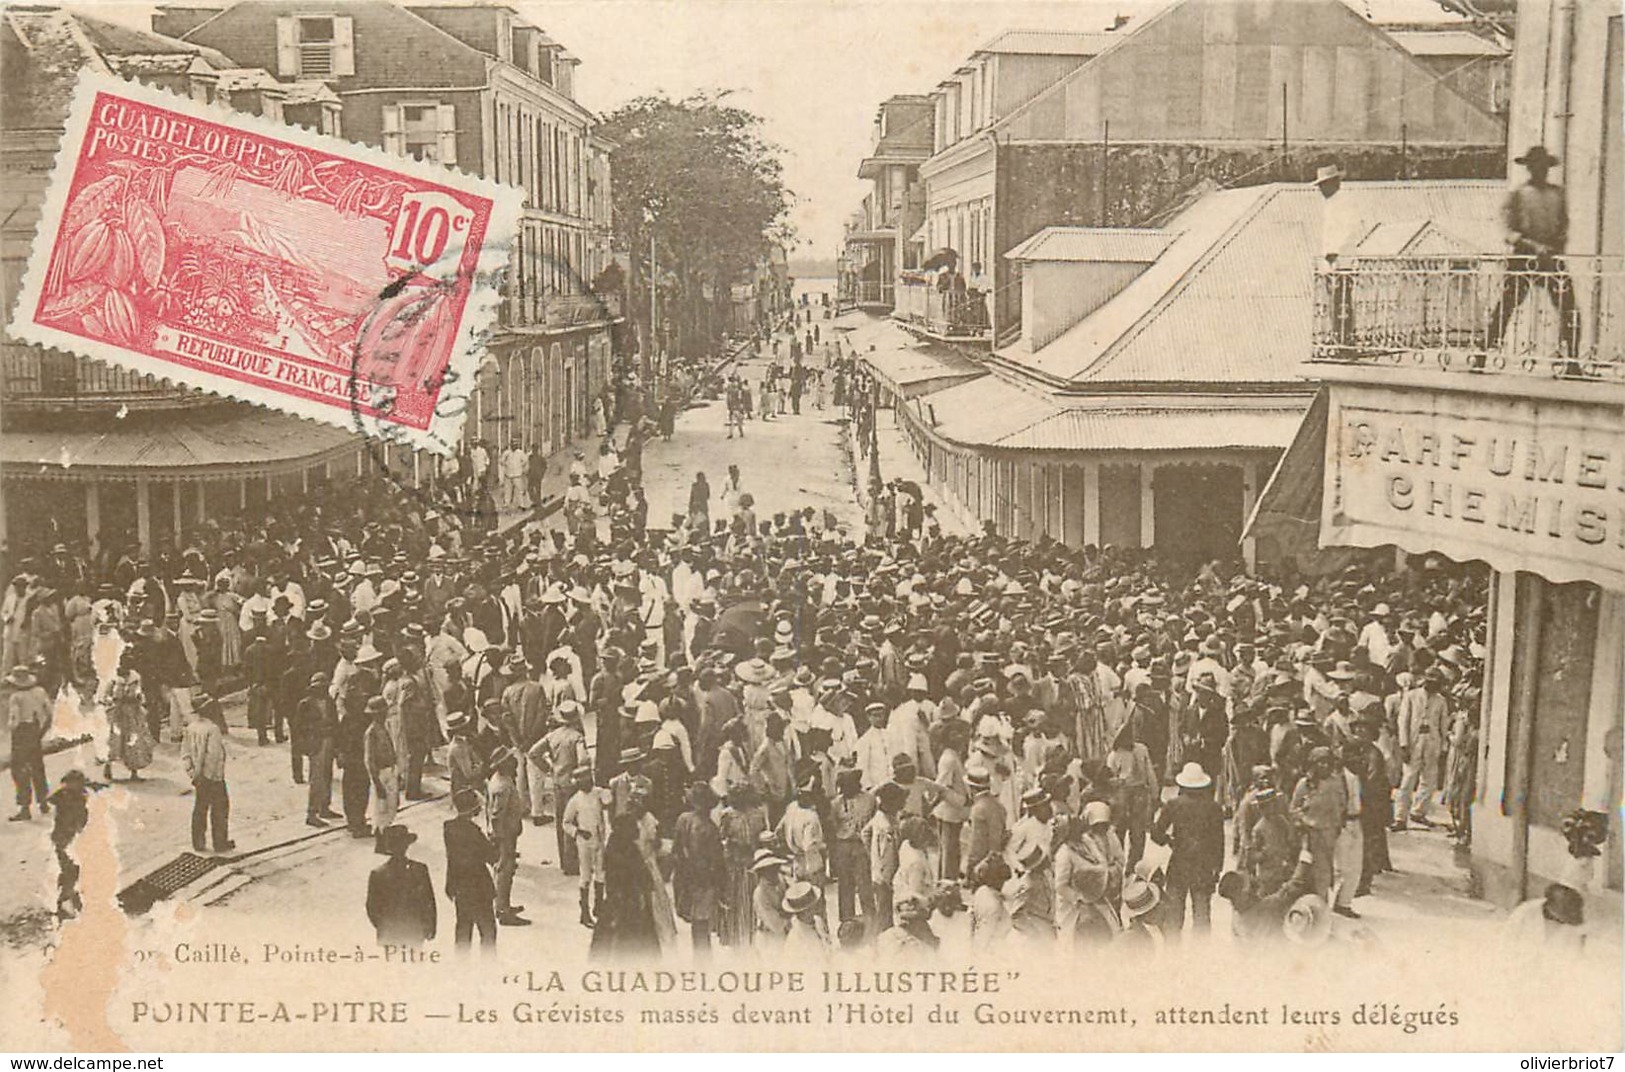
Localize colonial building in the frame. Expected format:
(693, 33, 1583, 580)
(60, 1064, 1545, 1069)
(910, 0, 1509, 345)
(1, 6, 361, 558)
(883, 179, 1503, 572)
(158, 0, 620, 457)
(1251, 0, 1623, 910)
(843, 94, 933, 312)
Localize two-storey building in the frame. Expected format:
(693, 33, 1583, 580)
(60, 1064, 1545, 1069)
(843, 94, 933, 311)
(159, 1, 620, 458)
(1, 6, 362, 559)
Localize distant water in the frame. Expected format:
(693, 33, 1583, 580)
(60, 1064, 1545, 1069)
(793, 276, 837, 304)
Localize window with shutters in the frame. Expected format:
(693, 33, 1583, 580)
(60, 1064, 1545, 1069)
(382, 102, 457, 166)
(276, 15, 354, 79)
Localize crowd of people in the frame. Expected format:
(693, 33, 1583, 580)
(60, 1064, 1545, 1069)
(6, 305, 1556, 959)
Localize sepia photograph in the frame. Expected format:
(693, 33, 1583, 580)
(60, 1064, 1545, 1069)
(0, 0, 1620, 1056)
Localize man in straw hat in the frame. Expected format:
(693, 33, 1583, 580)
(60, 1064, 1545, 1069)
(366, 825, 436, 947)
(182, 696, 234, 853)
(443, 787, 498, 950)
(7, 665, 50, 821)
(487, 747, 529, 926)
(363, 695, 400, 851)
(561, 763, 606, 928)
(1486, 145, 1580, 362)
(1150, 761, 1224, 937)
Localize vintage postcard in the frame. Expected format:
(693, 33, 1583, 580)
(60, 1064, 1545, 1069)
(1, 0, 1621, 1058)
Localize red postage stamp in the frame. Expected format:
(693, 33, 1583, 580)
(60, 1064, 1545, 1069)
(10, 71, 521, 454)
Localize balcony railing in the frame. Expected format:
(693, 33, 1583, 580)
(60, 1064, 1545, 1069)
(855, 280, 895, 307)
(502, 291, 621, 330)
(894, 276, 990, 340)
(1311, 254, 1625, 383)
(2, 345, 208, 411)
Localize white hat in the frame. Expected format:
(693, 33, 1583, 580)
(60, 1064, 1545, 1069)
(1373, 602, 1392, 616)
(1174, 762, 1212, 790)
(906, 672, 928, 692)
(1082, 800, 1112, 826)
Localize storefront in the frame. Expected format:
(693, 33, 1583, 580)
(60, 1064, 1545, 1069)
(1253, 367, 1625, 910)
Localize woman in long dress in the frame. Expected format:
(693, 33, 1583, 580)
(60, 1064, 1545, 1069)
(634, 801, 679, 951)
(104, 652, 152, 781)
(716, 784, 768, 948)
(591, 818, 660, 960)
(211, 579, 243, 671)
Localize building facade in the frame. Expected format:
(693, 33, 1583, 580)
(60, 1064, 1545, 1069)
(881, 179, 1503, 572)
(1, 7, 362, 559)
(1252, 0, 1623, 908)
(843, 95, 933, 311)
(162, 1, 620, 460)
(910, 0, 1509, 346)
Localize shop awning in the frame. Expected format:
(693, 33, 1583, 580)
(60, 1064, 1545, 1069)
(1243, 387, 1328, 559)
(2, 405, 361, 480)
(917, 374, 1309, 453)
(862, 344, 985, 400)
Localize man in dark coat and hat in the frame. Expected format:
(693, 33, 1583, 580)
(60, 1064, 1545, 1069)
(443, 788, 498, 950)
(367, 824, 437, 947)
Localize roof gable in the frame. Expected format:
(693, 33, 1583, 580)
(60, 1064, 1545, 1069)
(996, 0, 1505, 146)
(1003, 180, 1505, 386)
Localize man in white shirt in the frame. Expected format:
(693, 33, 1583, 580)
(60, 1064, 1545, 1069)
(500, 440, 528, 510)
(1358, 603, 1397, 670)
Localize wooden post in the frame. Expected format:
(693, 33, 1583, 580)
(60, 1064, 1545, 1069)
(135, 476, 152, 557)
(1139, 461, 1157, 550)
(85, 484, 100, 557)
(1240, 459, 1258, 574)
(1082, 460, 1100, 547)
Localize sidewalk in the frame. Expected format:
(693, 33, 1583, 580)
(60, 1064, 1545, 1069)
(0, 685, 449, 940)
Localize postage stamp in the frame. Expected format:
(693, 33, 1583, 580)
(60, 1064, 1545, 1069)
(9, 70, 522, 454)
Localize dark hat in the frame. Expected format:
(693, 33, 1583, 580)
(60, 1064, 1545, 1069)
(379, 824, 417, 853)
(453, 788, 483, 814)
(1515, 145, 1560, 168)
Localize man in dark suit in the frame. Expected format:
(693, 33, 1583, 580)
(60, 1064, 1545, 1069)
(443, 788, 498, 950)
(366, 825, 436, 947)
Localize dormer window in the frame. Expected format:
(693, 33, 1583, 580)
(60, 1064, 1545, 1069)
(276, 14, 355, 79)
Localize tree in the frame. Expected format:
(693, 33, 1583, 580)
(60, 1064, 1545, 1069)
(597, 91, 795, 364)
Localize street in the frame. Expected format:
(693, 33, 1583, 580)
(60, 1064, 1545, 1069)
(0, 301, 1526, 969)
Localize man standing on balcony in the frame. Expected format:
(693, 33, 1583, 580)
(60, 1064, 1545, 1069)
(1486, 146, 1581, 362)
(1317, 164, 1363, 348)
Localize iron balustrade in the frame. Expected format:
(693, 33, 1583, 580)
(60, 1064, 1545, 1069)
(894, 277, 989, 339)
(1311, 254, 1625, 382)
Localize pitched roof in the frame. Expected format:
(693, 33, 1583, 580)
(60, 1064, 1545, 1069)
(2, 404, 359, 475)
(2, 6, 236, 129)
(1000, 180, 1506, 386)
(1004, 227, 1174, 263)
(974, 29, 1127, 56)
(918, 373, 1307, 452)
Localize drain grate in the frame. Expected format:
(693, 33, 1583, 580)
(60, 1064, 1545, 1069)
(117, 852, 223, 916)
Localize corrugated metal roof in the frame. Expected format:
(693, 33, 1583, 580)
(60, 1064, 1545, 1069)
(1004, 227, 1174, 263)
(864, 345, 985, 388)
(1387, 29, 1507, 57)
(996, 403, 1308, 451)
(975, 29, 1125, 56)
(1002, 181, 1506, 386)
(918, 373, 1309, 451)
(2, 406, 360, 474)
(1340, 0, 1470, 26)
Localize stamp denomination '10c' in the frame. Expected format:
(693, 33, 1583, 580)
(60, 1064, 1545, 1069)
(10, 71, 521, 454)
